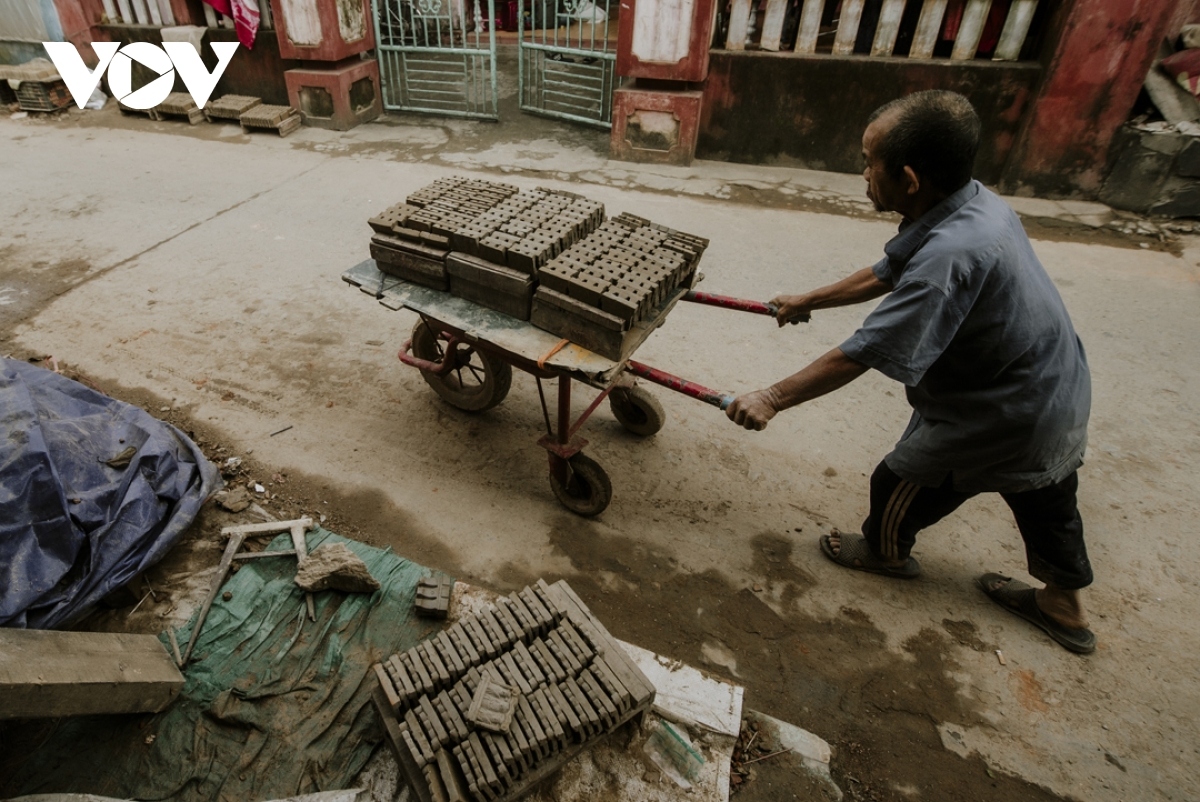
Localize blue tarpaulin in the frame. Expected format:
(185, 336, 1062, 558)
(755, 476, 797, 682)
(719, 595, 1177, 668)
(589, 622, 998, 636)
(0, 358, 219, 628)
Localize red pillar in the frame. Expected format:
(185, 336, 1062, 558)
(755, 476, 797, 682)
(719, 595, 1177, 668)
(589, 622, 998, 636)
(1002, 0, 1186, 197)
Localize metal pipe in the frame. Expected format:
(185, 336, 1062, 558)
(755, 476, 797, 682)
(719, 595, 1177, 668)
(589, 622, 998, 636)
(626, 360, 736, 411)
(682, 290, 809, 323)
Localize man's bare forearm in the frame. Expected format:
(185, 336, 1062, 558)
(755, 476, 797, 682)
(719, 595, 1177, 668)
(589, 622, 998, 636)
(800, 267, 892, 310)
(766, 348, 870, 412)
(726, 347, 870, 430)
(772, 267, 891, 324)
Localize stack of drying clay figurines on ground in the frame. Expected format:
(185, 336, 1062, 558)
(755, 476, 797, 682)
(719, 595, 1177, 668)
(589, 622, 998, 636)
(372, 579, 655, 802)
(366, 177, 709, 360)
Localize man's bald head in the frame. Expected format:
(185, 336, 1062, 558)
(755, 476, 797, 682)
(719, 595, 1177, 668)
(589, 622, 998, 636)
(868, 91, 981, 196)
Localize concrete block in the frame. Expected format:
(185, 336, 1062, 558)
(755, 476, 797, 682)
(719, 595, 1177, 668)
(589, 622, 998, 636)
(419, 693, 451, 747)
(479, 608, 510, 650)
(450, 683, 473, 718)
(467, 732, 501, 798)
(391, 655, 419, 701)
(423, 761, 450, 802)
(463, 617, 495, 659)
(434, 631, 465, 677)
(547, 682, 583, 739)
(239, 103, 302, 136)
(435, 690, 469, 740)
(578, 668, 618, 727)
(529, 688, 566, 750)
(402, 727, 431, 770)
(402, 650, 435, 695)
(436, 746, 471, 802)
(405, 710, 437, 764)
(481, 733, 513, 785)
(491, 599, 525, 643)
(590, 655, 634, 714)
(415, 573, 454, 619)
(558, 618, 596, 665)
(513, 640, 547, 688)
(515, 696, 548, 758)
(374, 662, 402, 716)
(534, 579, 564, 621)
(419, 640, 452, 688)
(530, 638, 567, 684)
(562, 677, 600, 736)
(499, 652, 533, 695)
(547, 629, 581, 675)
(467, 669, 519, 733)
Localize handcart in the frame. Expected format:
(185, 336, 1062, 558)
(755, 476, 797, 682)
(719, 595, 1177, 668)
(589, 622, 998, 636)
(343, 260, 791, 516)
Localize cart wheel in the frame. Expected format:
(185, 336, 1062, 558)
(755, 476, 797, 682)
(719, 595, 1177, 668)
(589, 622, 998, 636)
(609, 386, 667, 437)
(411, 320, 512, 412)
(549, 453, 612, 517)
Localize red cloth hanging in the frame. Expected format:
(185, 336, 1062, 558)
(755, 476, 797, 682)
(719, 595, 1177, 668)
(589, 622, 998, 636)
(204, 0, 261, 49)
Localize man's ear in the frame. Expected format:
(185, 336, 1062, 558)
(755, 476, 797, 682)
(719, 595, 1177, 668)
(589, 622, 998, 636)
(903, 165, 921, 196)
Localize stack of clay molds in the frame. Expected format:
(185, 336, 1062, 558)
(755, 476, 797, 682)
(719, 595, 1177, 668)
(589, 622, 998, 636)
(372, 579, 655, 802)
(154, 92, 205, 124)
(239, 103, 302, 136)
(205, 94, 262, 122)
(530, 213, 708, 360)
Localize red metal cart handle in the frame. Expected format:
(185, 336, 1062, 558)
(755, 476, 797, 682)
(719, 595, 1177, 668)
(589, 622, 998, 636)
(682, 290, 808, 324)
(398, 337, 457, 376)
(626, 360, 736, 410)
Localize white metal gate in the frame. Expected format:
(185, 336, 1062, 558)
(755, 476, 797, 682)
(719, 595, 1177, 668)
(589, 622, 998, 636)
(518, 0, 616, 128)
(372, 0, 500, 120)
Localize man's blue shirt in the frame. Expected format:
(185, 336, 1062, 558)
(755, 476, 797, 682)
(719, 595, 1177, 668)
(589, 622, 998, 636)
(840, 180, 1091, 493)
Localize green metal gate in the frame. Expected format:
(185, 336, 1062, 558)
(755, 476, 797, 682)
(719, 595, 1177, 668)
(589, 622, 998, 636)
(372, 0, 499, 119)
(518, 0, 617, 128)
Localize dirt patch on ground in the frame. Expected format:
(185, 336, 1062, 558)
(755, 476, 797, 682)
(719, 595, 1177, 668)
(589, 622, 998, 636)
(1, 359, 1071, 801)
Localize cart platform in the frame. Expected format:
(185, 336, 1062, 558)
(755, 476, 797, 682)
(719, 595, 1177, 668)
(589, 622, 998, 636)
(344, 260, 686, 386)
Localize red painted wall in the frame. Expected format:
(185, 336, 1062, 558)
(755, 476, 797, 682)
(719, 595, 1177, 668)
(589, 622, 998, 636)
(51, 0, 107, 51)
(1003, 0, 1186, 197)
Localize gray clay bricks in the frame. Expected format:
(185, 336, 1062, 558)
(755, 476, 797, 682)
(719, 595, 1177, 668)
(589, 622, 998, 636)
(371, 579, 655, 802)
(364, 177, 707, 358)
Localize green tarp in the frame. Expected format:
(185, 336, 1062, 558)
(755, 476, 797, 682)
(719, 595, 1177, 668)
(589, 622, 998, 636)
(1, 529, 441, 802)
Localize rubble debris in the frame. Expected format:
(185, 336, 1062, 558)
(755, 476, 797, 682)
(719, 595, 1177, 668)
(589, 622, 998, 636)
(294, 542, 380, 593)
(215, 486, 252, 513)
(103, 445, 138, 469)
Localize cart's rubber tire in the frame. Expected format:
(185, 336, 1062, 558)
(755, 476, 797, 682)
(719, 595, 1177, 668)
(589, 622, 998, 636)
(549, 453, 612, 517)
(609, 386, 667, 437)
(411, 320, 512, 412)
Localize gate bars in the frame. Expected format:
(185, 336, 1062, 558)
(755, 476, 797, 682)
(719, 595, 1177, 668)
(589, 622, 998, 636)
(373, 0, 500, 119)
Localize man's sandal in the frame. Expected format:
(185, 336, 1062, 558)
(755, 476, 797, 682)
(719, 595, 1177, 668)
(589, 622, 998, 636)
(976, 573, 1096, 654)
(819, 534, 921, 579)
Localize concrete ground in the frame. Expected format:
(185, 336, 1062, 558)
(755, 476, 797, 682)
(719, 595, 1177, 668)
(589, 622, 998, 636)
(2, 76, 1199, 802)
